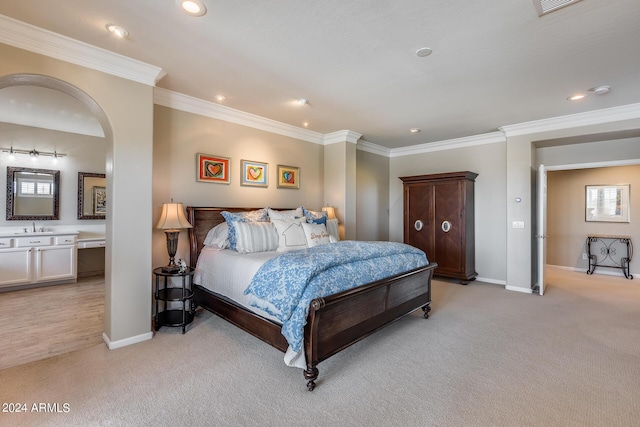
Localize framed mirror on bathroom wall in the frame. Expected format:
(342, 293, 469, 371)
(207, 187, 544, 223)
(6, 166, 60, 220)
(78, 172, 106, 220)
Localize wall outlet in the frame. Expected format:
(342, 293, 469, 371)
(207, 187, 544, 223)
(582, 253, 588, 260)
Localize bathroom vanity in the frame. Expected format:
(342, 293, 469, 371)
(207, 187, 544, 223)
(0, 231, 78, 289)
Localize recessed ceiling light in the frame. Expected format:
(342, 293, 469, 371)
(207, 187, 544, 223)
(410, 128, 421, 133)
(106, 24, 128, 39)
(415, 47, 432, 57)
(296, 98, 308, 106)
(178, 0, 207, 16)
(303, 122, 309, 127)
(215, 94, 226, 102)
(589, 85, 610, 95)
(567, 94, 586, 101)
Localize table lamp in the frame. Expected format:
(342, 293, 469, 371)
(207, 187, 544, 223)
(322, 206, 337, 220)
(156, 202, 192, 273)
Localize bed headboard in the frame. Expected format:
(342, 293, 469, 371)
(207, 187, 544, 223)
(186, 206, 292, 268)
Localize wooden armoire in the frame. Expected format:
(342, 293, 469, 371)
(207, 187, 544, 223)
(400, 171, 478, 284)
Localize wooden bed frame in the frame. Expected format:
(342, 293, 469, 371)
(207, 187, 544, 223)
(187, 206, 437, 391)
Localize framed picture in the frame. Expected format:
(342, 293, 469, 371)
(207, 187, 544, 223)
(93, 186, 106, 215)
(197, 153, 230, 184)
(240, 160, 268, 187)
(277, 165, 300, 189)
(585, 184, 630, 223)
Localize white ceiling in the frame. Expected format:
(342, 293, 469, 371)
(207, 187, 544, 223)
(0, 0, 639, 149)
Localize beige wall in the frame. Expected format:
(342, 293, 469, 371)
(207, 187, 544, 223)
(547, 165, 639, 275)
(356, 149, 389, 241)
(152, 105, 324, 267)
(389, 142, 508, 282)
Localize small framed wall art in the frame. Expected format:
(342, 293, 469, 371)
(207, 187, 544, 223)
(93, 186, 106, 215)
(241, 160, 268, 187)
(197, 153, 230, 184)
(277, 165, 300, 189)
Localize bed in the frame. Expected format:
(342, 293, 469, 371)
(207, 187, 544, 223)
(187, 206, 437, 391)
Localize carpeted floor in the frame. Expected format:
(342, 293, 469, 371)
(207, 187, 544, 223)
(1, 267, 639, 427)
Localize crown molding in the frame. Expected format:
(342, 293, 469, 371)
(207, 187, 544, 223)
(0, 14, 165, 86)
(323, 130, 362, 145)
(389, 131, 506, 158)
(356, 140, 391, 157)
(154, 88, 324, 144)
(500, 103, 640, 137)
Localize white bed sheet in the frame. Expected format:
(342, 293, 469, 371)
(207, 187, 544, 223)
(193, 247, 307, 369)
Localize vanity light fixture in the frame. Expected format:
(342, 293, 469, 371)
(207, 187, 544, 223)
(1, 147, 67, 159)
(106, 24, 129, 39)
(178, 0, 207, 16)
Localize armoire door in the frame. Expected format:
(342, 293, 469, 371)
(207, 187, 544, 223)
(433, 180, 463, 276)
(403, 183, 434, 258)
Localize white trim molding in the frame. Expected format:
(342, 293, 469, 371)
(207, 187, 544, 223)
(102, 331, 153, 350)
(505, 285, 533, 294)
(0, 13, 165, 86)
(154, 88, 325, 144)
(389, 131, 506, 158)
(357, 140, 392, 157)
(476, 276, 507, 286)
(324, 130, 362, 145)
(500, 103, 640, 137)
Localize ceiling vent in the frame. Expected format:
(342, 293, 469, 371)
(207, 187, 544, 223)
(533, 0, 584, 16)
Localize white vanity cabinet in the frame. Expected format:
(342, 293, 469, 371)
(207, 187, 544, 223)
(0, 233, 78, 289)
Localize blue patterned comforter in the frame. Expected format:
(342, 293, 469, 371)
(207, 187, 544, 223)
(244, 241, 428, 353)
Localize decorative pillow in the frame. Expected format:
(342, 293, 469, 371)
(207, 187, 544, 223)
(271, 218, 308, 252)
(326, 218, 340, 241)
(221, 209, 269, 251)
(268, 207, 303, 221)
(233, 222, 278, 254)
(301, 222, 330, 248)
(203, 222, 229, 249)
(301, 206, 328, 225)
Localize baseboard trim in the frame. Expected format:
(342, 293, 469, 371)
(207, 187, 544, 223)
(505, 285, 533, 294)
(547, 264, 637, 279)
(102, 331, 153, 350)
(476, 276, 507, 286)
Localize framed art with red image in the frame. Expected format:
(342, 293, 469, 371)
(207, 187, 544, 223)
(197, 153, 230, 184)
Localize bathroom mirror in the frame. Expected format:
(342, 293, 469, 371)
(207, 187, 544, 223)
(78, 172, 106, 219)
(6, 166, 60, 220)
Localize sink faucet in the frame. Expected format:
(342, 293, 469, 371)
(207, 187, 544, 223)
(32, 222, 36, 232)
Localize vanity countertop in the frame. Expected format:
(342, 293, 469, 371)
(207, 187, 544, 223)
(0, 231, 80, 239)
(77, 233, 106, 241)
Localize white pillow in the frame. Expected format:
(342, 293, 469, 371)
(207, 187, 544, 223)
(203, 222, 229, 249)
(326, 218, 340, 241)
(271, 218, 308, 252)
(301, 222, 330, 248)
(268, 207, 303, 221)
(233, 221, 279, 254)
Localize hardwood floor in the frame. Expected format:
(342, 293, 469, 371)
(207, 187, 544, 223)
(0, 277, 104, 371)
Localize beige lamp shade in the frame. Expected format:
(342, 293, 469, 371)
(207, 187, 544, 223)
(155, 202, 192, 231)
(322, 206, 337, 220)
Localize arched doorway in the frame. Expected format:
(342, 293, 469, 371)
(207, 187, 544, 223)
(0, 74, 113, 350)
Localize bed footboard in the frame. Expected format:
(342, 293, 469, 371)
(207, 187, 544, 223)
(303, 262, 436, 390)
